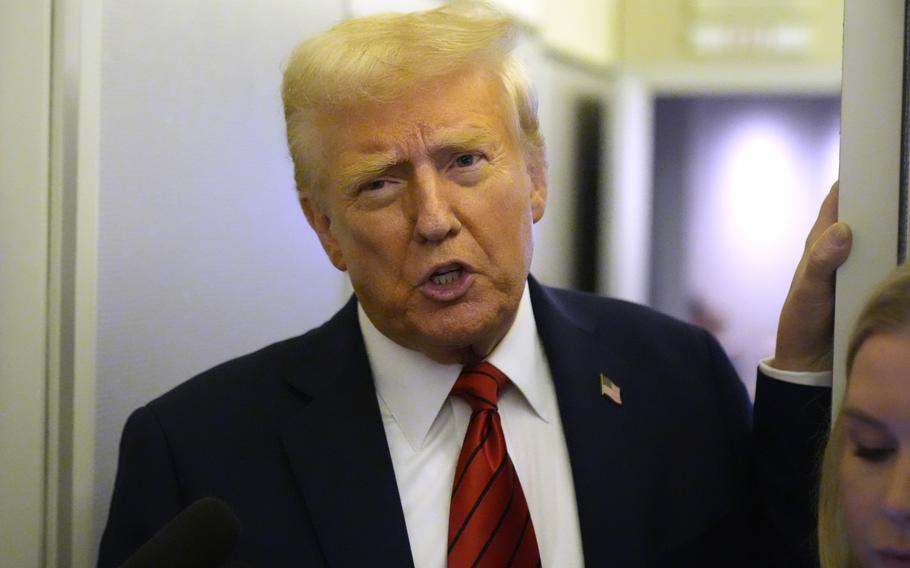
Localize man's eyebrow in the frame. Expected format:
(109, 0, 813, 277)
(425, 126, 500, 151)
(338, 152, 402, 186)
(842, 407, 887, 429)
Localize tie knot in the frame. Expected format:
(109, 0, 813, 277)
(451, 362, 508, 412)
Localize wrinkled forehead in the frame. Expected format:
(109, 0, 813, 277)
(325, 68, 512, 124)
(332, 72, 512, 129)
(314, 70, 519, 155)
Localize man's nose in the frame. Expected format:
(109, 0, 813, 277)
(882, 452, 910, 524)
(410, 167, 461, 243)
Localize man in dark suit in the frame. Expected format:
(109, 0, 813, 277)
(98, 2, 852, 566)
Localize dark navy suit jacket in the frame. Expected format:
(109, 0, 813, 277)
(98, 279, 830, 567)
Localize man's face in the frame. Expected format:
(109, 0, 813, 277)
(300, 70, 546, 364)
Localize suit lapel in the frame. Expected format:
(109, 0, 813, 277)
(529, 280, 662, 566)
(278, 299, 414, 567)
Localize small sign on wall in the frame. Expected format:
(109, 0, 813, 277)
(687, 0, 815, 57)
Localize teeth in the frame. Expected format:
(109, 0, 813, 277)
(431, 268, 462, 285)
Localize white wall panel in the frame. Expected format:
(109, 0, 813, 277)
(834, 0, 907, 413)
(0, 0, 52, 566)
(94, 0, 347, 552)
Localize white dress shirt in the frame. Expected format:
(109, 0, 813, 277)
(358, 284, 585, 568)
(758, 357, 833, 387)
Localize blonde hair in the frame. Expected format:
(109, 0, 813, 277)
(280, 0, 544, 196)
(818, 261, 910, 567)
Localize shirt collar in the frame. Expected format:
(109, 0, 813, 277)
(359, 283, 551, 451)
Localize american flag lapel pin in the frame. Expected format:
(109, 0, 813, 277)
(600, 373, 622, 405)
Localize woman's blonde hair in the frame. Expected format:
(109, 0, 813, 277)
(818, 261, 910, 567)
(280, 1, 544, 197)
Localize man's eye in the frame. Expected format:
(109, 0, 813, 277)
(853, 443, 895, 463)
(452, 153, 483, 168)
(361, 179, 389, 192)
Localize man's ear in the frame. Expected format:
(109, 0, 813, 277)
(299, 193, 347, 271)
(527, 154, 547, 223)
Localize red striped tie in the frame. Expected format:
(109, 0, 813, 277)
(447, 362, 541, 568)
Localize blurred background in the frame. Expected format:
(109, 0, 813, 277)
(1, 0, 847, 565)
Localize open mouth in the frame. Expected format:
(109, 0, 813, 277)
(429, 265, 463, 285)
(420, 262, 474, 301)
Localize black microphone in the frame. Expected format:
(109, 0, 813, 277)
(119, 497, 243, 568)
